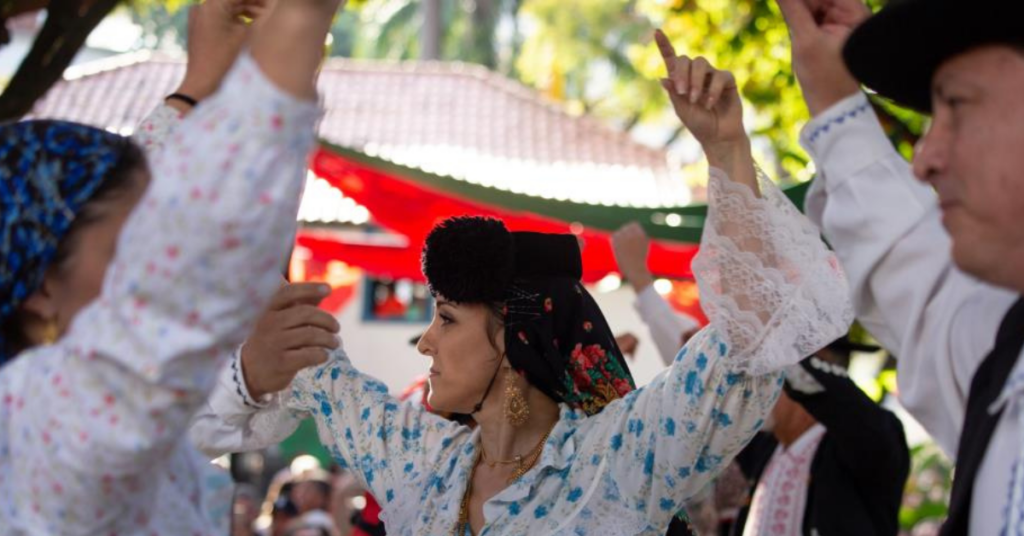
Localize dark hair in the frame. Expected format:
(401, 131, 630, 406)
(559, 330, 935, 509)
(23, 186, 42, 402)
(272, 495, 299, 517)
(273, 481, 299, 517)
(0, 141, 147, 357)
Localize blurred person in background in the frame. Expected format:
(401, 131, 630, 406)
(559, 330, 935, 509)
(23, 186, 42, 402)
(233, 484, 263, 536)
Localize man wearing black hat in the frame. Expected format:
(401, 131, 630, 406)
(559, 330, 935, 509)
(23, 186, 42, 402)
(730, 342, 909, 536)
(612, 219, 907, 535)
(775, 0, 1024, 533)
(629, 285, 909, 536)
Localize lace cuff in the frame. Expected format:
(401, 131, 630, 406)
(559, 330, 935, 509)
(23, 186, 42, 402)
(692, 167, 853, 375)
(231, 348, 272, 409)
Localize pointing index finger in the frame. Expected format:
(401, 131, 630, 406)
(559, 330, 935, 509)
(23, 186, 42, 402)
(654, 30, 678, 69)
(776, 0, 818, 39)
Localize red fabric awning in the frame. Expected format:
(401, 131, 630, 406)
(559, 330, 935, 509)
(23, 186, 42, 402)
(296, 231, 423, 281)
(307, 149, 699, 283)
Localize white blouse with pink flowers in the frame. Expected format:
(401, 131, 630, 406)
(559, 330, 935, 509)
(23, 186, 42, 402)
(0, 54, 320, 535)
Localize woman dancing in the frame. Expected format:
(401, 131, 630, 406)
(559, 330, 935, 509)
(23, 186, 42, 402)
(0, 0, 344, 532)
(191, 32, 852, 535)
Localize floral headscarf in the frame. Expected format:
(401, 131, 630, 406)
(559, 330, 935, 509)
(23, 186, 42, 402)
(421, 216, 635, 416)
(0, 120, 134, 365)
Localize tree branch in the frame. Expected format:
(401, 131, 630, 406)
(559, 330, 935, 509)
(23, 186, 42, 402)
(0, 0, 120, 122)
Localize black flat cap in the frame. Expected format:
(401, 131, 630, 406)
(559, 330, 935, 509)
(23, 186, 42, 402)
(843, 0, 1024, 113)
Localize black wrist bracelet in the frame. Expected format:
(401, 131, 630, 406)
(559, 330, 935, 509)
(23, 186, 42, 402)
(166, 93, 198, 107)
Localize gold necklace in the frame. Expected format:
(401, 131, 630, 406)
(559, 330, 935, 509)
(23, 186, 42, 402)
(453, 424, 556, 535)
(482, 426, 553, 483)
(453, 451, 480, 536)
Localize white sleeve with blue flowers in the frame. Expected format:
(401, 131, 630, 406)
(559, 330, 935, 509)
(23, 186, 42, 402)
(190, 167, 853, 535)
(532, 170, 854, 534)
(192, 347, 468, 494)
(191, 347, 492, 534)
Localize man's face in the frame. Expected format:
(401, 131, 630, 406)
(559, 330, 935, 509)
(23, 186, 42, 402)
(913, 46, 1024, 290)
(763, 391, 800, 433)
(291, 480, 329, 513)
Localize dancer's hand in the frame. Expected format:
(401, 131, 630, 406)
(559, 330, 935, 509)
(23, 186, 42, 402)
(655, 31, 745, 152)
(655, 30, 755, 191)
(776, 0, 871, 116)
(174, 0, 270, 110)
(241, 282, 340, 399)
(615, 333, 640, 359)
(250, 0, 347, 99)
(612, 222, 654, 292)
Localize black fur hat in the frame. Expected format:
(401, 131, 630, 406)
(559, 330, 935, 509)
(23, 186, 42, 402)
(421, 216, 582, 303)
(422, 216, 515, 303)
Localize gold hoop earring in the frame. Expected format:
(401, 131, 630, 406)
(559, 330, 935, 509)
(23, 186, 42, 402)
(41, 319, 59, 345)
(503, 368, 529, 427)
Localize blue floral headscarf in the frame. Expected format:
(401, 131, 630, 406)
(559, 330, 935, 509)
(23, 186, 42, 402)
(0, 120, 133, 365)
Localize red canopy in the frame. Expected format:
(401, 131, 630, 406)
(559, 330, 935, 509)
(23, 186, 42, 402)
(305, 148, 700, 284)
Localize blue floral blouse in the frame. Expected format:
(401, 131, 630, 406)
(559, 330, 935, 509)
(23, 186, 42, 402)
(191, 168, 854, 535)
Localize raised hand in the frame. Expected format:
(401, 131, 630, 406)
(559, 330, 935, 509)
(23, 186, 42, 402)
(612, 222, 654, 292)
(655, 30, 745, 150)
(615, 333, 640, 359)
(174, 0, 270, 107)
(240, 282, 341, 399)
(776, 0, 871, 116)
(655, 30, 756, 192)
(250, 0, 347, 99)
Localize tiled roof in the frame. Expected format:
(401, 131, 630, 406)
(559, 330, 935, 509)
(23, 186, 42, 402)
(30, 52, 688, 208)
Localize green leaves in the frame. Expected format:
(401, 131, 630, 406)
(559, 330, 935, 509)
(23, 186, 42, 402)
(125, 0, 921, 184)
(515, 0, 920, 181)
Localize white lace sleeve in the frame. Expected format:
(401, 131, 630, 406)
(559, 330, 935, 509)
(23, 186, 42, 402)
(692, 167, 853, 375)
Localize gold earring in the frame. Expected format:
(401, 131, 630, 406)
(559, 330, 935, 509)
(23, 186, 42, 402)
(503, 368, 529, 427)
(41, 319, 59, 345)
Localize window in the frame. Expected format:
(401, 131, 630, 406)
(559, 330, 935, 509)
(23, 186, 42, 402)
(362, 276, 433, 323)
